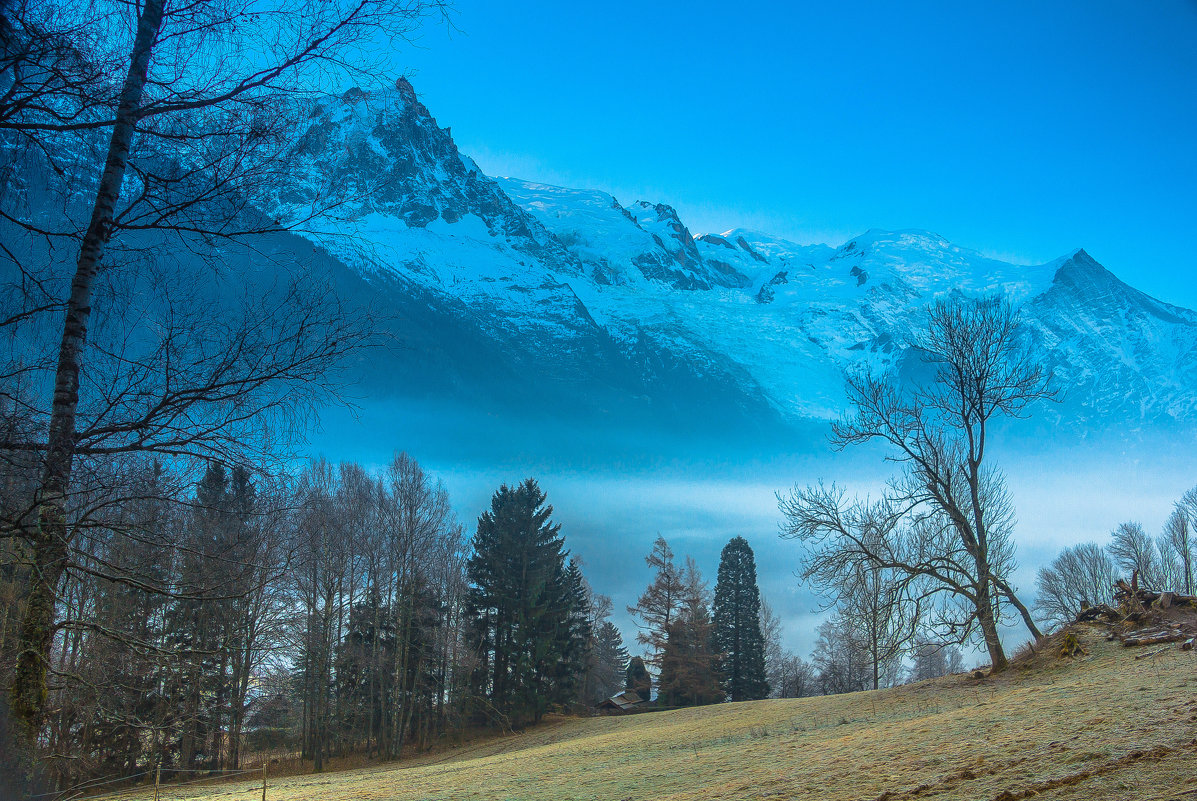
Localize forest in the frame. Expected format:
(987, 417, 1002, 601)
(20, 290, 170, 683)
(6, 428, 1190, 797)
(0, 443, 791, 793)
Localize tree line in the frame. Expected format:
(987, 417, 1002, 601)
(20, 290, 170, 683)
(622, 532, 967, 703)
(0, 452, 641, 792)
(626, 535, 768, 706)
(1034, 486, 1197, 629)
(0, 0, 452, 793)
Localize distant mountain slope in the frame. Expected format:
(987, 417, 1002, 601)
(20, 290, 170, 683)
(498, 180, 1197, 426)
(497, 179, 751, 291)
(8, 79, 1190, 462)
(269, 84, 782, 434)
(1023, 250, 1197, 426)
(265, 82, 1197, 440)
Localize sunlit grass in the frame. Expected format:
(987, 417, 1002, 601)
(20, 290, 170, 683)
(146, 625, 1197, 801)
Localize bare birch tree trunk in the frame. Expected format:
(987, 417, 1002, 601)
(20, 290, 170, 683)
(9, 0, 166, 745)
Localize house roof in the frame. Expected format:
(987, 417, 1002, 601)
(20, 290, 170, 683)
(600, 690, 645, 710)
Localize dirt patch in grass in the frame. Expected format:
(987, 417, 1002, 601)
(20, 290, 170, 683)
(136, 625, 1197, 801)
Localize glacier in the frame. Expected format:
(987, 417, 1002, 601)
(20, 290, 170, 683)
(269, 81, 1197, 450)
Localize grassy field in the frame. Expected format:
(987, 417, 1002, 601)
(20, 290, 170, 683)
(141, 625, 1197, 801)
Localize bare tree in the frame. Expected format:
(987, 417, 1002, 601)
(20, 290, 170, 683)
(838, 557, 918, 690)
(1033, 542, 1117, 630)
(810, 614, 869, 695)
(770, 652, 815, 698)
(381, 452, 453, 760)
(1160, 503, 1194, 596)
(906, 637, 964, 683)
(782, 296, 1052, 673)
(757, 600, 819, 699)
(1180, 486, 1197, 532)
(779, 495, 917, 689)
(292, 458, 350, 773)
(758, 597, 783, 693)
(1107, 521, 1163, 590)
(3, 0, 447, 745)
(220, 473, 294, 770)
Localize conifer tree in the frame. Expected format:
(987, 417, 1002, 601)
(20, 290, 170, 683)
(590, 622, 630, 703)
(625, 656, 651, 700)
(554, 558, 593, 706)
(657, 559, 722, 707)
(627, 536, 684, 671)
(164, 461, 233, 768)
(712, 537, 770, 701)
(465, 479, 578, 726)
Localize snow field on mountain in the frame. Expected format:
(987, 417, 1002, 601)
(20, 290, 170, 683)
(275, 85, 1197, 430)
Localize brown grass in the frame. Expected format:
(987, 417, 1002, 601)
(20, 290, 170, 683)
(127, 625, 1197, 801)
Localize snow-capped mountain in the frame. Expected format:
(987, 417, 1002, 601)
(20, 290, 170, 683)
(273, 82, 1197, 441)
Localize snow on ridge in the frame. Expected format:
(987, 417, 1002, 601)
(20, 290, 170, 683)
(493, 177, 1196, 425)
(271, 85, 1197, 429)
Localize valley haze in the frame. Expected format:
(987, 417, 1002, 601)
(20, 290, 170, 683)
(277, 82, 1197, 656)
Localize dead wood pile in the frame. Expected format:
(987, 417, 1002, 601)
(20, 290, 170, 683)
(1070, 576, 1197, 653)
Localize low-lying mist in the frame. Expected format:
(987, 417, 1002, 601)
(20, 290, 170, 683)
(309, 397, 1195, 660)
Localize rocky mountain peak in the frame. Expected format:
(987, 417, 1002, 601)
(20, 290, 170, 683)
(275, 81, 581, 272)
(393, 75, 419, 102)
(260, 86, 1197, 434)
(1051, 248, 1105, 280)
(1045, 247, 1196, 326)
(628, 201, 705, 275)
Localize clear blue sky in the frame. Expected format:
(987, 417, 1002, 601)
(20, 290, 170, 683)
(393, 0, 1197, 308)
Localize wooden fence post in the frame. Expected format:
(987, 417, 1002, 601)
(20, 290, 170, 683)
(262, 763, 267, 801)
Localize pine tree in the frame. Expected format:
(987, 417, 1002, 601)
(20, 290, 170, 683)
(164, 461, 232, 768)
(712, 537, 770, 701)
(624, 656, 651, 700)
(627, 535, 684, 672)
(657, 559, 722, 707)
(554, 558, 593, 707)
(465, 479, 577, 727)
(590, 622, 630, 703)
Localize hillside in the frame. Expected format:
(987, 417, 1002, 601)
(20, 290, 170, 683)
(151, 626, 1196, 801)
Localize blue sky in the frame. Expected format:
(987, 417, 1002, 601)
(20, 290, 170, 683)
(395, 0, 1197, 308)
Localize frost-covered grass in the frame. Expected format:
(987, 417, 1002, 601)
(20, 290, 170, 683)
(149, 625, 1197, 801)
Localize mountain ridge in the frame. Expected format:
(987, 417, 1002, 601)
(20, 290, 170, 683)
(266, 83, 1197, 441)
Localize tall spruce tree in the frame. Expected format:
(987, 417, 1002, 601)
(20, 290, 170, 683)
(164, 461, 232, 768)
(590, 622, 630, 703)
(712, 537, 770, 701)
(465, 479, 579, 727)
(554, 558, 593, 707)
